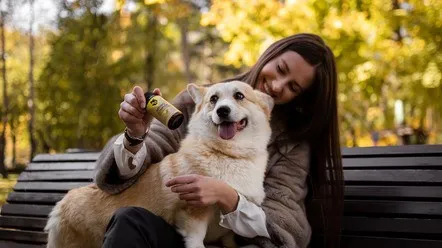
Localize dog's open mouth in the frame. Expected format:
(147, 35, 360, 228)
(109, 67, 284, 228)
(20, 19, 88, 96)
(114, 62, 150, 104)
(217, 118, 248, 140)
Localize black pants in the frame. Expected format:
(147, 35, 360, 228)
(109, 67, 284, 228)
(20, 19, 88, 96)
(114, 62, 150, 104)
(102, 206, 186, 248)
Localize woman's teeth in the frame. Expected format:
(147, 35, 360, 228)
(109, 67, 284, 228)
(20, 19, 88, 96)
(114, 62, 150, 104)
(260, 78, 273, 97)
(264, 83, 270, 95)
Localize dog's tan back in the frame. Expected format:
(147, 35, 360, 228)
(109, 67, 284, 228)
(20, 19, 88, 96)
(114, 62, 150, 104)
(45, 81, 274, 248)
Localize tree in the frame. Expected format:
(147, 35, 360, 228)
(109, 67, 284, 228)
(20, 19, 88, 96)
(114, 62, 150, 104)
(28, 0, 36, 159)
(0, 0, 12, 178)
(37, 0, 118, 151)
(202, 0, 442, 145)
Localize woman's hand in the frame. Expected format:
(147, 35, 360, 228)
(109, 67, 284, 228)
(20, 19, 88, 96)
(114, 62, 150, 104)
(118, 86, 161, 137)
(166, 174, 239, 214)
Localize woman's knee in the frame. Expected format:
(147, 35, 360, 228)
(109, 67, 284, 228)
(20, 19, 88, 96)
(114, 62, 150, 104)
(112, 206, 155, 223)
(113, 206, 142, 218)
(105, 206, 185, 248)
(106, 206, 157, 235)
(103, 207, 156, 247)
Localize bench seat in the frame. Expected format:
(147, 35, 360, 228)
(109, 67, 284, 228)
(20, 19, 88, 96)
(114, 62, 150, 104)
(0, 145, 441, 247)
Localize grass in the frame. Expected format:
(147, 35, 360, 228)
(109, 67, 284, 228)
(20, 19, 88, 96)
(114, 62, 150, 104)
(0, 174, 19, 206)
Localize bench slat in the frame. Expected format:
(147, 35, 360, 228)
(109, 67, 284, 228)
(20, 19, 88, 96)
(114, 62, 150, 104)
(341, 144, 442, 157)
(18, 171, 94, 182)
(345, 186, 442, 199)
(0, 240, 45, 248)
(14, 182, 90, 192)
(342, 235, 442, 248)
(345, 200, 442, 216)
(343, 156, 442, 168)
(343, 216, 442, 234)
(7, 192, 65, 204)
(32, 153, 100, 162)
(344, 170, 442, 184)
(0, 216, 47, 230)
(0, 204, 54, 217)
(0, 229, 46, 243)
(26, 162, 96, 171)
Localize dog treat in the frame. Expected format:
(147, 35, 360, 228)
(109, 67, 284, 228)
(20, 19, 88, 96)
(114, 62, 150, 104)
(144, 92, 184, 130)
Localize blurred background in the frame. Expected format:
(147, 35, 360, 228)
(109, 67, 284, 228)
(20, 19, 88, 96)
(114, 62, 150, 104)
(0, 0, 440, 199)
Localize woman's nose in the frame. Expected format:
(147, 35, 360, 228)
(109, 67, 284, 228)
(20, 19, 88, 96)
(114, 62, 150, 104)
(271, 79, 285, 94)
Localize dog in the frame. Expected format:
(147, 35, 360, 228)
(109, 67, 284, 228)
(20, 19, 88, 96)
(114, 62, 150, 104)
(45, 80, 274, 248)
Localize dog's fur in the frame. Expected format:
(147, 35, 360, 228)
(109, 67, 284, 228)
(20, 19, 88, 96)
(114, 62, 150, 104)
(45, 81, 274, 248)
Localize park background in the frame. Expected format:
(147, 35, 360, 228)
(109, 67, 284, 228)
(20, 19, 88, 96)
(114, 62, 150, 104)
(0, 0, 441, 203)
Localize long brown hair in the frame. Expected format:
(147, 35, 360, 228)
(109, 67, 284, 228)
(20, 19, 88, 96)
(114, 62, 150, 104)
(227, 33, 344, 248)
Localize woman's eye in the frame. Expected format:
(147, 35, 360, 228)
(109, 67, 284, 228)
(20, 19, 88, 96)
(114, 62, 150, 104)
(234, 92, 245, 100)
(290, 85, 299, 94)
(277, 64, 283, 74)
(210, 95, 218, 104)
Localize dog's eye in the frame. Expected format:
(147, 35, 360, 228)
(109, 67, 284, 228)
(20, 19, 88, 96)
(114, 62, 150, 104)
(234, 92, 244, 100)
(210, 95, 218, 104)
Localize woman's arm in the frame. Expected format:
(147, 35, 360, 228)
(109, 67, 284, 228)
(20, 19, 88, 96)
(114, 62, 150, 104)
(94, 90, 195, 195)
(249, 141, 312, 248)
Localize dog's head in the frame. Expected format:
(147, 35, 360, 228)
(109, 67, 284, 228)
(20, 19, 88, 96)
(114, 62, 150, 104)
(186, 80, 274, 145)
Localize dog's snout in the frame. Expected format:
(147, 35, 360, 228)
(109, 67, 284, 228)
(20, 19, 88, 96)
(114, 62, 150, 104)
(217, 106, 231, 118)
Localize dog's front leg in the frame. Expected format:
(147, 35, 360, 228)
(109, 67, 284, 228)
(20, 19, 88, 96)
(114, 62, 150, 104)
(175, 206, 214, 248)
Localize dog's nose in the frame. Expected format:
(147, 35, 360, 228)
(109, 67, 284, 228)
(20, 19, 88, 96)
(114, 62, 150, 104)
(217, 106, 231, 118)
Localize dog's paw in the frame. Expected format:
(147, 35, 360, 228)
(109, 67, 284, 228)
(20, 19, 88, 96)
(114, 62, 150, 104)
(185, 244, 205, 248)
(184, 238, 205, 248)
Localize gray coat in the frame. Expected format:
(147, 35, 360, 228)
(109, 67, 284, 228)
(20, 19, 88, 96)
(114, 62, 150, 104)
(94, 90, 312, 248)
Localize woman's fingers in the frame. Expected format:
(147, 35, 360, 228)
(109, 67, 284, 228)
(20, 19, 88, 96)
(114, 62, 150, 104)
(178, 193, 199, 201)
(178, 193, 210, 207)
(124, 93, 145, 113)
(118, 108, 143, 124)
(152, 88, 162, 96)
(166, 174, 199, 187)
(171, 183, 199, 194)
(120, 101, 144, 119)
(133, 86, 146, 109)
(168, 175, 218, 207)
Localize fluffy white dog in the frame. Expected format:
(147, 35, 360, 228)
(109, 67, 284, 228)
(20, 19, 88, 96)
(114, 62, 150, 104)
(45, 81, 274, 248)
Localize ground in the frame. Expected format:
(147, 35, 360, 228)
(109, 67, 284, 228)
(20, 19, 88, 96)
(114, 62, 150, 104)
(0, 174, 18, 206)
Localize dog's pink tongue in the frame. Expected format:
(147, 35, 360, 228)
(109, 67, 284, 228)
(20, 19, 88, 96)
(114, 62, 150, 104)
(218, 122, 236, 140)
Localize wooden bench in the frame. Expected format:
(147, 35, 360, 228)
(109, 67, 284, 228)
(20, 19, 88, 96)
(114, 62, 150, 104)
(0, 152, 98, 248)
(0, 145, 441, 248)
(340, 144, 442, 248)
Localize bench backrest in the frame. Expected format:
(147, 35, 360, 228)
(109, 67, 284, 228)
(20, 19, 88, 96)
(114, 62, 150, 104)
(341, 145, 442, 248)
(0, 145, 441, 247)
(0, 152, 98, 248)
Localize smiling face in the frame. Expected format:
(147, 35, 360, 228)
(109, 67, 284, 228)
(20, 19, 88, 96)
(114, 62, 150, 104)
(187, 81, 274, 141)
(257, 51, 316, 105)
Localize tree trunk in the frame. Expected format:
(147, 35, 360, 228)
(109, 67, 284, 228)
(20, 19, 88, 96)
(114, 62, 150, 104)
(28, 0, 36, 159)
(10, 118, 15, 169)
(351, 127, 358, 147)
(144, 6, 158, 90)
(0, 5, 9, 178)
(37, 130, 50, 153)
(179, 19, 192, 84)
(392, 0, 403, 42)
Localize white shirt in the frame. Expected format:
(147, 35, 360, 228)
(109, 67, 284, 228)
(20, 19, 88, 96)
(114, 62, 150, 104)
(113, 134, 270, 238)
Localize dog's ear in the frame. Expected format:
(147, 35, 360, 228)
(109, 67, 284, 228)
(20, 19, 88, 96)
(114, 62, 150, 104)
(187, 83, 206, 105)
(254, 90, 274, 117)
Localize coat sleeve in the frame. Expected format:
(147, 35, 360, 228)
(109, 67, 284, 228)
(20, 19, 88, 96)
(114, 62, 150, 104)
(94, 90, 195, 194)
(249, 141, 312, 248)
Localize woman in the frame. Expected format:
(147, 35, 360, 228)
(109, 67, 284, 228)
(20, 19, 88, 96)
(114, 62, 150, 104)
(95, 33, 344, 248)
